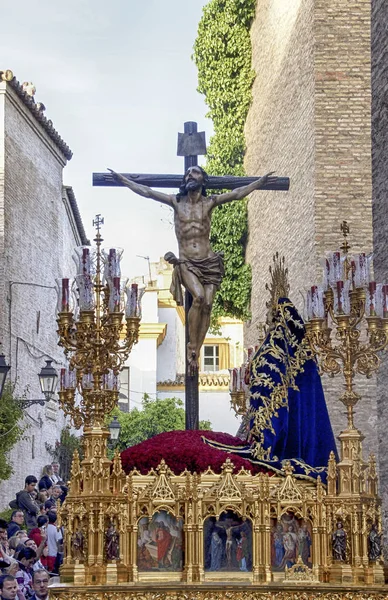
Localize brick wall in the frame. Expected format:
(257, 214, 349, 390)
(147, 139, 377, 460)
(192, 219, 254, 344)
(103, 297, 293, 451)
(245, 0, 377, 460)
(0, 82, 84, 508)
(371, 0, 388, 541)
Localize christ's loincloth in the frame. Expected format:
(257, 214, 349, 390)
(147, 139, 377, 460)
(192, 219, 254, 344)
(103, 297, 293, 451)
(165, 252, 224, 306)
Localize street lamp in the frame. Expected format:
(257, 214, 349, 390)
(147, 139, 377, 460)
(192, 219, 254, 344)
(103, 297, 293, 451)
(19, 360, 59, 409)
(0, 352, 11, 399)
(108, 415, 121, 446)
(38, 360, 59, 403)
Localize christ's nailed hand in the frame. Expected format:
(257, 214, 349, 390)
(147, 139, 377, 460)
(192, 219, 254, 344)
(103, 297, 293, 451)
(107, 168, 123, 182)
(259, 172, 277, 187)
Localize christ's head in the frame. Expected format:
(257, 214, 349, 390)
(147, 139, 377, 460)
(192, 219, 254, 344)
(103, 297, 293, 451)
(177, 165, 209, 199)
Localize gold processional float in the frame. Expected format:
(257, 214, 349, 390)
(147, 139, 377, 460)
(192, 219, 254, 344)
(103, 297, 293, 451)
(50, 220, 388, 599)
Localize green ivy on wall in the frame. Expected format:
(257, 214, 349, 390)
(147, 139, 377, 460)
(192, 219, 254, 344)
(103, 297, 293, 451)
(0, 384, 25, 483)
(193, 0, 257, 323)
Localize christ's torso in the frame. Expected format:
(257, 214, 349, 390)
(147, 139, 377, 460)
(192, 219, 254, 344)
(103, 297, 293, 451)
(173, 194, 214, 261)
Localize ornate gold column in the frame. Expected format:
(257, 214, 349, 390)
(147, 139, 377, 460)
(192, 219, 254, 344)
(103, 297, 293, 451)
(56, 215, 141, 585)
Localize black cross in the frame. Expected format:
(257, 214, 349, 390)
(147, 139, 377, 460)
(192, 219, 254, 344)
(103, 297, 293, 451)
(93, 122, 289, 430)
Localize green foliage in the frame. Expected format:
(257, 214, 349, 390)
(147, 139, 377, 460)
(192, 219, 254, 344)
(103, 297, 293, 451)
(109, 396, 212, 450)
(193, 0, 257, 323)
(0, 384, 25, 483)
(45, 426, 83, 484)
(0, 507, 12, 522)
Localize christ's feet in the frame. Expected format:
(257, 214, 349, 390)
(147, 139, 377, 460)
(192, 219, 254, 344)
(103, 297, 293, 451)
(187, 349, 198, 376)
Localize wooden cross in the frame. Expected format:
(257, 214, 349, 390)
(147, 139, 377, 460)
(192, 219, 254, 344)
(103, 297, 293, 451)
(93, 122, 289, 430)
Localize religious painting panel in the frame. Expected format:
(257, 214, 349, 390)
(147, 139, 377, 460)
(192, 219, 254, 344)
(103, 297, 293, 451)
(137, 510, 184, 572)
(271, 512, 312, 571)
(204, 510, 252, 572)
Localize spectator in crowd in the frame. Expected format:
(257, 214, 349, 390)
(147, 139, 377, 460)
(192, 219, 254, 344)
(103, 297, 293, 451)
(29, 571, 49, 600)
(7, 538, 20, 558)
(50, 463, 61, 485)
(42, 502, 54, 514)
(0, 521, 11, 567)
(38, 469, 53, 493)
(28, 492, 38, 506)
(15, 548, 35, 598)
(0, 575, 19, 600)
(10, 531, 29, 558)
(23, 538, 46, 573)
(36, 493, 47, 506)
(10, 478, 38, 532)
(2, 560, 19, 578)
(7, 514, 24, 540)
(28, 518, 47, 552)
(46, 512, 60, 574)
(49, 487, 62, 506)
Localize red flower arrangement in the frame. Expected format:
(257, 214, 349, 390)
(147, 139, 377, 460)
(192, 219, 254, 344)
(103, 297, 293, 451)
(120, 430, 270, 475)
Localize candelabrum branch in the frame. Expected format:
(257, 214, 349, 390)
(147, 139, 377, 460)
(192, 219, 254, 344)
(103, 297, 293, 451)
(306, 307, 388, 430)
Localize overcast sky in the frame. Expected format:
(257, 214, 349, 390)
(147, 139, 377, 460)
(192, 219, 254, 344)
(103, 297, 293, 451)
(0, 0, 212, 279)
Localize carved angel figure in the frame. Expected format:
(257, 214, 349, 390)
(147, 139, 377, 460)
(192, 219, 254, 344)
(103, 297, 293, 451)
(106, 522, 120, 560)
(332, 521, 346, 561)
(72, 529, 85, 561)
(368, 524, 382, 561)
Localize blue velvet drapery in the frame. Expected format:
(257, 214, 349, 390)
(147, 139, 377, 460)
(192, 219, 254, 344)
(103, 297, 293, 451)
(204, 298, 338, 481)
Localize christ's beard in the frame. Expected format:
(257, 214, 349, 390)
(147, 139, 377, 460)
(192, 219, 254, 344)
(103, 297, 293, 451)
(185, 179, 202, 193)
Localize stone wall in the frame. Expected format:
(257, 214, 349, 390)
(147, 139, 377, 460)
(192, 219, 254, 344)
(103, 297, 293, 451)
(245, 0, 377, 457)
(0, 82, 84, 508)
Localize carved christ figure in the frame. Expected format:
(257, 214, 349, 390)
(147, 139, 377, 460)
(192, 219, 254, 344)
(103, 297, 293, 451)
(108, 166, 277, 373)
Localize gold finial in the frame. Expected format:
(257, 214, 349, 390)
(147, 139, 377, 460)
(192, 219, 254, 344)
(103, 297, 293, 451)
(93, 214, 104, 233)
(340, 220, 352, 280)
(281, 460, 295, 476)
(265, 252, 290, 315)
(340, 220, 350, 255)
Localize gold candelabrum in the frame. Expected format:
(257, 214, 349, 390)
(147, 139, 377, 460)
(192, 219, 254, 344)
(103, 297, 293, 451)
(305, 222, 388, 499)
(56, 215, 143, 583)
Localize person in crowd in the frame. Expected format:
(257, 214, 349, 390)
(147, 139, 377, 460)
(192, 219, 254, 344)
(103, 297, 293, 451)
(36, 493, 47, 506)
(0, 575, 19, 600)
(28, 518, 47, 553)
(24, 539, 46, 572)
(48, 487, 62, 507)
(11, 477, 38, 532)
(2, 559, 19, 578)
(50, 463, 61, 485)
(7, 538, 20, 558)
(13, 533, 29, 556)
(27, 494, 40, 524)
(42, 501, 54, 514)
(50, 487, 62, 503)
(38, 468, 53, 493)
(1, 561, 28, 600)
(7, 514, 24, 540)
(29, 571, 49, 600)
(0, 521, 11, 567)
(15, 548, 35, 598)
(28, 492, 38, 507)
(46, 513, 60, 574)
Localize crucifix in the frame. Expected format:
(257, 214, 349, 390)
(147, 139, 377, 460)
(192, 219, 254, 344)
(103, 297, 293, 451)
(93, 121, 289, 430)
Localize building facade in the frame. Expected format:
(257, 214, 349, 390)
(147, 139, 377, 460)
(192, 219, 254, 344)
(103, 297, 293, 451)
(0, 71, 88, 508)
(244, 0, 387, 524)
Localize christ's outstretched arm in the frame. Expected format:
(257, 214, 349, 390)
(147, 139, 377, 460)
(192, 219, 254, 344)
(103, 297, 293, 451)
(213, 172, 277, 206)
(107, 169, 175, 207)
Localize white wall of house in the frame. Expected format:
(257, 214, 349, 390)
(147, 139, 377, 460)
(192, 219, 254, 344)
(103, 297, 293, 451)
(157, 389, 240, 435)
(0, 78, 87, 509)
